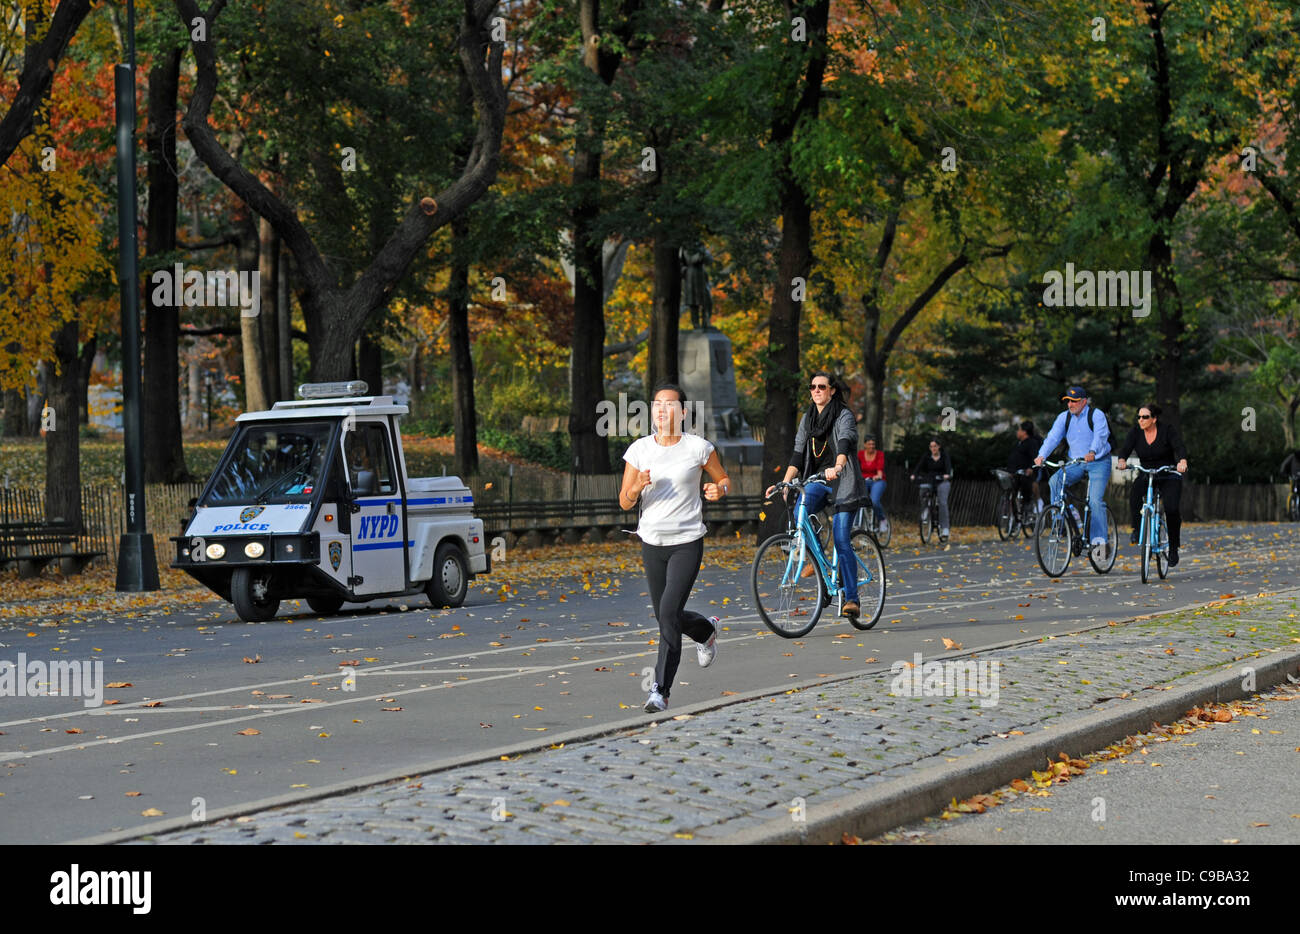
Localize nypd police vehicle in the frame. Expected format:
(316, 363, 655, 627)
(173, 381, 488, 622)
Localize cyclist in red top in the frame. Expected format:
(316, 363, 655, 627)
(857, 434, 887, 537)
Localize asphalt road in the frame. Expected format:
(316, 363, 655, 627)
(1, 521, 1296, 844)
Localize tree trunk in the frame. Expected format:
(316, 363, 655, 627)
(569, 139, 609, 474)
(45, 317, 83, 533)
(237, 217, 268, 411)
(647, 230, 681, 393)
(3, 388, 24, 436)
(566, 0, 633, 475)
(277, 245, 293, 399)
(77, 335, 95, 426)
(358, 330, 382, 397)
(758, 0, 830, 540)
(142, 45, 189, 482)
(258, 215, 280, 401)
(1149, 230, 1183, 429)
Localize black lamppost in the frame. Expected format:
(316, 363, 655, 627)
(114, 0, 158, 591)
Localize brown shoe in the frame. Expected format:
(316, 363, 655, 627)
(842, 600, 860, 618)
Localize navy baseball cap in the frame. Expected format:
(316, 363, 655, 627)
(1062, 386, 1087, 402)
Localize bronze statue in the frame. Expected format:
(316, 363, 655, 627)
(680, 244, 714, 330)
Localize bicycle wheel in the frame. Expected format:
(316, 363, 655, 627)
(875, 507, 892, 548)
(1289, 491, 1300, 522)
(846, 529, 886, 630)
(1140, 510, 1152, 584)
(1088, 504, 1118, 573)
(1155, 502, 1169, 579)
(996, 492, 1013, 541)
(751, 532, 824, 638)
(1035, 504, 1072, 577)
(919, 496, 933, 544)
(1020, 497, 1036, 538)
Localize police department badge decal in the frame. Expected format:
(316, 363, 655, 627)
(240, 505, 265, 523)
(329, 541, 342, 571)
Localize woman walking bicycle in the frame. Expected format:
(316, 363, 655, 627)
(1116, 403, 1188, 566)
(620, 383, 731, 713)
(765, 371, 867, 618)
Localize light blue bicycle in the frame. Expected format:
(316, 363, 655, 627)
(751, 472, 886, 637)
(1131, 463, 1181, 583)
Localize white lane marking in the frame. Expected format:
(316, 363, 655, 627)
(0, 632, 769, 743)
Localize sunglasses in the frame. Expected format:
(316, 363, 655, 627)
(810, 383, 830, 391)
(1137, 413, 1152, 420)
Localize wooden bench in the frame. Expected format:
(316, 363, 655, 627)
(0, 521, 106, 577)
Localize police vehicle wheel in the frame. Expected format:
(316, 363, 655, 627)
(231, 567, 280, 622)
(306, 595, 345, 616)
(428, 542, 468, 608)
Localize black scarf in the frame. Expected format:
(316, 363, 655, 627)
(806, 396, 843, 448)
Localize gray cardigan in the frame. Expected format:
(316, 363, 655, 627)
(790, 405, 866, 513)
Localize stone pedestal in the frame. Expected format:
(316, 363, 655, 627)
(678, 329, 764, 466)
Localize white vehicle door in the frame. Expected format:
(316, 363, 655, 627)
(343, 420, 407, 596)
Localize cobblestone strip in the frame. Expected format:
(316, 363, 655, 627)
(139, 593, 1300, 844)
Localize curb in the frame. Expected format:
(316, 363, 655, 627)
(716, 645, 1300, 845)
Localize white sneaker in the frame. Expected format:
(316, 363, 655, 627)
(644, 687, 667, 713)
(1091, 541, 1107, 563)
(697, 616, 720, 668)
(879, 519, 889, 534)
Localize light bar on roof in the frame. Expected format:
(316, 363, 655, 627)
(298, 381, 369, 399)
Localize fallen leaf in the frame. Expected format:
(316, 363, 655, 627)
(65, 728, 82, 734)
(141, 808, 165, 817)
(125, 791, 141, 797)
(382, 707, 403, 712)
(242, 655, 261, 664)
(941, 637, 962, 650)
(142, 701, 164, 708)
(106, 682, 132, 689)
(235, 728, 261, 736)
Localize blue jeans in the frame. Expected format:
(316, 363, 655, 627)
(863, 479, 886, 521)
(801, 481, 858, 603)
(1048, 459, 1111, 543)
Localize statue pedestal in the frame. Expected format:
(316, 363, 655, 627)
(678, 329, 763, 466)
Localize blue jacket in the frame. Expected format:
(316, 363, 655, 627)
(1037, 405, 1110, 461)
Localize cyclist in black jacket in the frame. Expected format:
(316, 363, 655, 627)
(1007, 420, 1042, 512)
(911, 438, 953, 543)
(1115, 403, 1188, 566)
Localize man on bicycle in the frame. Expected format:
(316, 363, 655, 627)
(1034, 386, 1112, 564)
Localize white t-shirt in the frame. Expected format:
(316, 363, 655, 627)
(623, 433, 715, 546)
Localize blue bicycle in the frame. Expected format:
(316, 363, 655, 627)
(1131, 463, 1181, 583)
(752, 472, 887, 637)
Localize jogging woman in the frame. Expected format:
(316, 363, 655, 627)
(620, 383, 731, 713)
(765, 371, 867, 617)
(1115, 403, 1188, 566)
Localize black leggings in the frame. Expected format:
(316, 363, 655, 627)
(1130, 474, 1182, 549)
(641, 537, 715, 699)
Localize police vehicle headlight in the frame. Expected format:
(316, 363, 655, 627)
(244, 541, 265, 559)
(206, 543, 226, 560)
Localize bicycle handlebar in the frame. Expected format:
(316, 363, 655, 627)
(765, 471, 828, 498)
(1040, 457, 1088, 469)
(1129, 464, 1182, 477)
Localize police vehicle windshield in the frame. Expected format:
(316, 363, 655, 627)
(203, 422, 333, 506)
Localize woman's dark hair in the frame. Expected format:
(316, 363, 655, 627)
(1019, 420, 1037, 436)
(810, 369, 850, 403)
(928, 436, 943, 449)
(1139, 403, 1161, 419)
(650, 382, 687, 404)
(862, 433, 877, 444)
